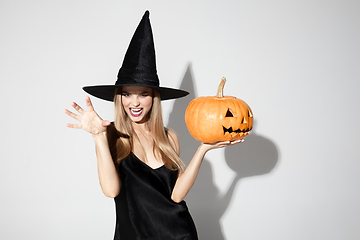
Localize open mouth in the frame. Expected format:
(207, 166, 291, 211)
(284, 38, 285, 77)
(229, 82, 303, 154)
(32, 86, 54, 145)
(130, 108, 143, 117)
(223, 126, 252, 136)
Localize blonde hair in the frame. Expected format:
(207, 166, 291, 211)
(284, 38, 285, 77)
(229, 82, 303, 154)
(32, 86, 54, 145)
(107, 87, 184, 172)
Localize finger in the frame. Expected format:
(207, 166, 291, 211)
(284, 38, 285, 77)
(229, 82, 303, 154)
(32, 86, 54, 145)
(102, 120, 111, 127)
(65, 123, 82, 129)
(71, 102, 86, 115)
(64, 109, 82, 121)
(214, 141, 230, 148)
(85, 96, 95, 112)
(230, 139, 244, 145)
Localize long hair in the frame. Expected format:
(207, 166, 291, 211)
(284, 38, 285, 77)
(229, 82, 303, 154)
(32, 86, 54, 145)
(108, 87, 184, 172)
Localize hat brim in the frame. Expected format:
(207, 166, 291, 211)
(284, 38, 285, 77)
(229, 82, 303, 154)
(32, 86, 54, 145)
(83, 84, 189, 102)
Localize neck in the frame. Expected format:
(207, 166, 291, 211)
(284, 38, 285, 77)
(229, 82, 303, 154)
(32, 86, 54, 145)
(132, 121, 150, 133)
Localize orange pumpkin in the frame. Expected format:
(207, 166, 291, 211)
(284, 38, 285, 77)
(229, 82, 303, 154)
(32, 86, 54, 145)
(185, 77, 253, 143)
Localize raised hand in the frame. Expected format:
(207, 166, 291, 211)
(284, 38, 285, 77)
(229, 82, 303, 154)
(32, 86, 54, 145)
(64, 96, 110, 135)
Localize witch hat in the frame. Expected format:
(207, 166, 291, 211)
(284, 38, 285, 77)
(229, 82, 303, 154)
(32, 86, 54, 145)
(83, 10, 189, 101)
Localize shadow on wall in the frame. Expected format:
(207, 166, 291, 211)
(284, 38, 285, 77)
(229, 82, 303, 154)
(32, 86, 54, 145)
(167, 64, 279, 240)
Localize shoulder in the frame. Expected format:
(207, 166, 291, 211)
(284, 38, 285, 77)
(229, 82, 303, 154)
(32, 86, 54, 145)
(166, 128, 178, 138)
(165, 128, 180, 155)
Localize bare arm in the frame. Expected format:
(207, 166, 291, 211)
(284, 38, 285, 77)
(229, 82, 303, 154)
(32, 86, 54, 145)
(170, 130, 242, 203)
(65, 96, 121, 198)
(93, 132, 121, 198)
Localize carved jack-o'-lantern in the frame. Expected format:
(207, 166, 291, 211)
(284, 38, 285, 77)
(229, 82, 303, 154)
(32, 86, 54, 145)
(185, 78, 253, 143)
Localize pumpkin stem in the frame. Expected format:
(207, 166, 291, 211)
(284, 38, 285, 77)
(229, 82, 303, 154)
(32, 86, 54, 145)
(216, 77, 226, 97)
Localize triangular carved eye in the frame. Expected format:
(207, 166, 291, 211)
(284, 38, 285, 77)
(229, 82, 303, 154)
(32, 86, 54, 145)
(225, 108, 234, 117)
(248, 109, 253, 118)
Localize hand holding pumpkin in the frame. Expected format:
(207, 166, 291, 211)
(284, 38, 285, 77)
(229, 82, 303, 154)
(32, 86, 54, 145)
(185, 78, 253, 144)
(200, 138, 244, 152)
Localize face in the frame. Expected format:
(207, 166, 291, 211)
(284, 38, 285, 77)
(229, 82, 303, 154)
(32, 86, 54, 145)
(121, 86, 153, 124)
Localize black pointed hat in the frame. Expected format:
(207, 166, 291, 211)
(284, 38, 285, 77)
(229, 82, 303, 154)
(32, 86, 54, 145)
(83, 10, 189, 101)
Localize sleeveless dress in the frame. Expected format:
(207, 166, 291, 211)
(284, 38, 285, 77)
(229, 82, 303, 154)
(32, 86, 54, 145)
(113, 152, 198, 240)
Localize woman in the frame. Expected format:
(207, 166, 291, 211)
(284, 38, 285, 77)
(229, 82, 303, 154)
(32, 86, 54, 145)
(64, 11, 242, 240)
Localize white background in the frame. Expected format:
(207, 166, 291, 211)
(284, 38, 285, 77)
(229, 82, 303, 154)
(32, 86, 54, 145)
(1, 0, 359, 239)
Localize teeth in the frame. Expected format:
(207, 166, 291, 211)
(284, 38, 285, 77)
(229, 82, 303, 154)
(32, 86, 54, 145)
(130, 108, 143, 116)
(131, 108, 142, 112)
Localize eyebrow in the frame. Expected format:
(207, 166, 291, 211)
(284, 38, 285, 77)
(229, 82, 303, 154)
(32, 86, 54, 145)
(121, 91, 150, 94)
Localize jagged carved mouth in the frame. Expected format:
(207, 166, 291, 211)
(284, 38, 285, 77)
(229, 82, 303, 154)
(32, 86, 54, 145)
(223, 126, 253, 135)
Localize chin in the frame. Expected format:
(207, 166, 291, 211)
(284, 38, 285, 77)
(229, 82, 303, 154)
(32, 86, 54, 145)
(128, 114, 147, 124)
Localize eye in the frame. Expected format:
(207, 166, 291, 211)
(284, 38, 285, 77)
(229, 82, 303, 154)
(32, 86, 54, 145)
(225, 108, 237, 117)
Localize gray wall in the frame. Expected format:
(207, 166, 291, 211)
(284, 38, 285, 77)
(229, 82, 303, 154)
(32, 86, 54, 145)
(1, 0, 359, 239)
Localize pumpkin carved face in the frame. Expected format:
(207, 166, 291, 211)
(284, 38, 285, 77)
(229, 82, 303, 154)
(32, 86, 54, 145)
(185, 78, 253, 143)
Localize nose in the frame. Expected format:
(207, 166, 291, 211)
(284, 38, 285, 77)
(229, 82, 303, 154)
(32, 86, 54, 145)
(132, 96, 140, 107)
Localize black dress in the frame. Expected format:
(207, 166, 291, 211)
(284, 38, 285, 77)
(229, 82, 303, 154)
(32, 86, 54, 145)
(113, 152, 198, 240)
